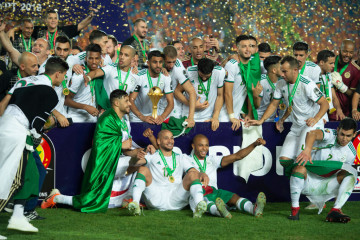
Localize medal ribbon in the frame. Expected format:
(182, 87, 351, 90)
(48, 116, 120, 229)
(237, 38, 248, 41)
(193, 155, 206, 173)
(17, 69, 22, 80)
(146, 70, 161, 88)
(320, 74, 330, 99)
(159, 150, 176, 177)
(239, 61, 258, 119)
(191, 57, 195, 66)
(300, 64, 306, 75)
(119, 118, 131, 139)
(117, 67, 130, 90)
(115, 47, 121, 65)
(133, 35, 147, 60)
(84, 65, 95, 100)
(46, 29, 58, 50)
(21, 34, 32, 52)
(44, 74, 53, 85)
(287, 73, 300, 107)
(334, 56, 349, 75)
(198, 75, 212, 101)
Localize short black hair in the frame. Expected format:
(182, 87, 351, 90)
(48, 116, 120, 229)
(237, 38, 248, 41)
(280, 55, 299, 69)
(235, 35, 250, 45)
(198, 58, 215, 75)
(293, 41, 309, 53)
(148, 50, 164, 61)
(264, 55, 282, 72)
(110, 89, 128, 105)
(248, 35, 257, 43)
(85, 43, 102, 54)
(338, 118, 357, 133)
(163, 45, 177, 58)
(134, 18, 146, 27)
(72, 45, 83, 52)
(89, 30, 107, 43)
(55, 36, 71, 48)
(317, 50, 335, 63)
(258, 43, 271, 53)
(44, 56, 69, 75)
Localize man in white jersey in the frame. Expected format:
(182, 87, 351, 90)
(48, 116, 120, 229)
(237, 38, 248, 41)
(257, 55, 285, 121)
(84, 45, 138, 97)
(293, 41, 321, 85)
(175, 58, 224, 131)
(163, 45, 196, 126)
(219, 35, 262, 130)
(41, 90, 145, 213)
(317, 50, 344, 121)
(0, 57, 68, 234)
(65, 44, 102, 122)
(127, 129, 208, 218)
(70, 30, 112, 74)
(247, 56, 329, 165)
(129, 50, 174, 124)
(187, 134, 266, 219)
(286, 118, 357, 223)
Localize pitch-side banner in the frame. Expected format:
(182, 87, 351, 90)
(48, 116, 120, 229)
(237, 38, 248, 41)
(44, 122, 360, 202)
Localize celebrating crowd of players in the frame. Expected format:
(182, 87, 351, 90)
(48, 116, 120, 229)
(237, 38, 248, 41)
(0, 9, 360, 237)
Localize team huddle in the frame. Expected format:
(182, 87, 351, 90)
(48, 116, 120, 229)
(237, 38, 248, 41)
(0, 9, 359, 238)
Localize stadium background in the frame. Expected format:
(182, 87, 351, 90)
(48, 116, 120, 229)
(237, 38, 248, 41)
(1, 0, 359, 61)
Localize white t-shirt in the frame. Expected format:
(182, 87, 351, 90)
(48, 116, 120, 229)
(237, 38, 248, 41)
(219, 59, 247, 121)
(129, 69, 173, 122)
(312, 128, 356, 164)
(300, 61, 322, 84)
(169, 59, 188, 118)
(185, 155, 222, 189)
(101, 65, 138, 97)
(273, 74, 323, 129)
(183, 65, 225, 122)
(144, 151, 195, 186)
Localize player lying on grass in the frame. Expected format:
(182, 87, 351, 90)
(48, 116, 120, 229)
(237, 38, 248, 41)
(128, 129, 208, 218)
(143, 129, 267, 218)
(283, 118, 358, 223)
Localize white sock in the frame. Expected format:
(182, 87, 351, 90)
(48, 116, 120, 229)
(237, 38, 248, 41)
(189, 181, 204, 206)
(54, 195, 73, 206)
(132, 176, 146, 203)
(12, 204, 24, 218)
(334, 175, 355, 209)
(236, 198, 254, 214)
(290, 173, 305, 208)
(208, 202, 221, 217)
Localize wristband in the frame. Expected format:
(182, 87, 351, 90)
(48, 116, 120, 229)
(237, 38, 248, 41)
(86, 75, 92, 82)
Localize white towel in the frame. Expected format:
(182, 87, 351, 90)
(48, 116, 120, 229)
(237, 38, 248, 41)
(233, 125, 263, 182)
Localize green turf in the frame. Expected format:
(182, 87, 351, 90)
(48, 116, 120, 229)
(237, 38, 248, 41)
(1, 202, 359, 240)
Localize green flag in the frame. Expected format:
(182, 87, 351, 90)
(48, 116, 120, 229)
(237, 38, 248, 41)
(94, 77, 111, 110)
(72, 108, 123, 213)
(240, 52, 262, 120)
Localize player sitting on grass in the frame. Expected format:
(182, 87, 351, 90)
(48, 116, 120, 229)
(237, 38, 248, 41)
(188, 134, 266, 218)
(285, 118, 358, 223)
(128, 129, 208, 218)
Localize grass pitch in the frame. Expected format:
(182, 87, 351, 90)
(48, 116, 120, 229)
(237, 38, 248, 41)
(1, 201, 359, 240)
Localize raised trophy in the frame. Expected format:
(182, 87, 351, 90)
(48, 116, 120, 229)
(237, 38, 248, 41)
(148, 86, 164, 119)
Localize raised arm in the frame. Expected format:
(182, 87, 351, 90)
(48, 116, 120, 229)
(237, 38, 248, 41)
(0, 23, 20, 66)
(77, 8, 98, 31)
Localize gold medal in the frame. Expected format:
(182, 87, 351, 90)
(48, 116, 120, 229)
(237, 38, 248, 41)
(63, 88, 70, 95)
(279, 103, 286, 110)
(143, 57, 146, 63)
(50, 49, 55, 55)
(329, 107, 336, 114)
(169, 176, 175, 183)
(288, 106, 293, 113)
(326, 97, 331, 103)
(344, 72, 350, 79)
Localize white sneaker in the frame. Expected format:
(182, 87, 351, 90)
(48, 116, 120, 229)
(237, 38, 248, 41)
(128, 201, 141, 216)
(193, 200, 207, 218)
(0, 234, 7, 239)
(7, 216, 38, 232)
(254, 192, 266, 218)
(215, 198, 232, 219)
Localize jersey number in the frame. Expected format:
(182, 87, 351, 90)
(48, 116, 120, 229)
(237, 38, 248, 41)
(197, 85, 204, 95)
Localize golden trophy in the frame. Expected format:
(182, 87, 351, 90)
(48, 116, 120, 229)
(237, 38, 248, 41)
(148, 86, 164, 119)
